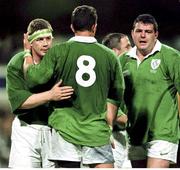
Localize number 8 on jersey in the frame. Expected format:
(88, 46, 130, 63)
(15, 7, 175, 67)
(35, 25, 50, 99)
(75, 55, 96, 87)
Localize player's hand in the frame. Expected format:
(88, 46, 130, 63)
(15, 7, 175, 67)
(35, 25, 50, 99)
(50, 80, 74, 101)
(23, 32, 31, 51)
(116, 114, 128, 126)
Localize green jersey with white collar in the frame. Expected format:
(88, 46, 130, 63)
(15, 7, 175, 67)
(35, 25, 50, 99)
(120, 41, 180, 145)
(25, 36, 125, 146)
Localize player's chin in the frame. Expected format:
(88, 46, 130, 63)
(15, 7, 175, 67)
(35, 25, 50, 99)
(41, 51, 47, 56)
(138, 45, 147, 51)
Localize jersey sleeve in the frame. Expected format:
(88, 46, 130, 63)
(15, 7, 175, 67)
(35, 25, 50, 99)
(163, 46, 180, 94)
(119, 53, 129, 114)
(6, 64, 32, 114)
(108, 56, 125, 107)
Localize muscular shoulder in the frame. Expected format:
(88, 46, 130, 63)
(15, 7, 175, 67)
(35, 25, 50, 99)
(160, 44, 180, 63)
(48, 42, 70, 59)
(161, 44, 180, 57)
(7, 51, 24, 70)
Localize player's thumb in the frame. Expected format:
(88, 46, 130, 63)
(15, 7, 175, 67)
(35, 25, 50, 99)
(55, 80, 62, 87)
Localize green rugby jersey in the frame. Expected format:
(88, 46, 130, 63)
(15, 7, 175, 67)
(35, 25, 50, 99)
(25, 36, 125, 146)
(6, 51, 55, 124)
(120, 40, 180, 145)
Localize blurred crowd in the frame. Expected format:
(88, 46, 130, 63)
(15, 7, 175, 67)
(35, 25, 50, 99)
(0, 108, 14, 167)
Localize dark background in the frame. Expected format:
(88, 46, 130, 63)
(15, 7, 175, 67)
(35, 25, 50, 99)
(0, 0, 179, 167)
(0, 0, 179, 64)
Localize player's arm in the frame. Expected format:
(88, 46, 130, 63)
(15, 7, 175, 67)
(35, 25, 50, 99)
(106, 102, 118, 128)
(20, 80, 74, 109)
(7, 62, 74, 113)
(23, 32, 34, 76)
(107, 101, 127, 129)
(107, 55, 125, 117)
(6, 64, 33, 114)
(164, 49, 180, 99)
(178, 94, 180, 117)
(113, 111, 128, 132)
(22, 34, 74, 109)
(107, 52, 126, 128)
(23, 50, 56, 87)
(23, 43, 58, 88)
(106, 102, 118, 149)
(116, 112, 128, 126)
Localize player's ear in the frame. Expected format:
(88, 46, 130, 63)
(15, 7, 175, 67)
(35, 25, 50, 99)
(70, 24, 75, 33)
(131, 29, 134, 40)
(155, 31, 158, 39)
(91, 24, 97, 34)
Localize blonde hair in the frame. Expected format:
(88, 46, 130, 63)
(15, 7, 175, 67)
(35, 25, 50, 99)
(27, 18, 53, 35)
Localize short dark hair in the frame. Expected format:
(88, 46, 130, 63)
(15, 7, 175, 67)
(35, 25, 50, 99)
(71, 5, 97, 32)
(102, 33, 126, 50)
(27, 18, 53, 35)
(132, 14, 158, 32)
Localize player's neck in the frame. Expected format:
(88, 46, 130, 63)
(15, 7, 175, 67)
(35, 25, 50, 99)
(32, 53, 42, 64)
(75, 30, 95, 37)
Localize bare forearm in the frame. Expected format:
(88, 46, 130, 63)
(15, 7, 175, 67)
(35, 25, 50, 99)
(106, 102, 118, 127)
(20, 91, 51, 109)
(20, 81, 74, 109)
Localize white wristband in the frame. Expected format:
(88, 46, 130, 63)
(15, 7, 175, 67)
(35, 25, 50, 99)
(24, 51, 32, 58)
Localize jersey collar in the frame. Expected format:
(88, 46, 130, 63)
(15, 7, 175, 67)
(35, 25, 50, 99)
(69, 36, 97, 43)
(127, 40, 162, 59)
